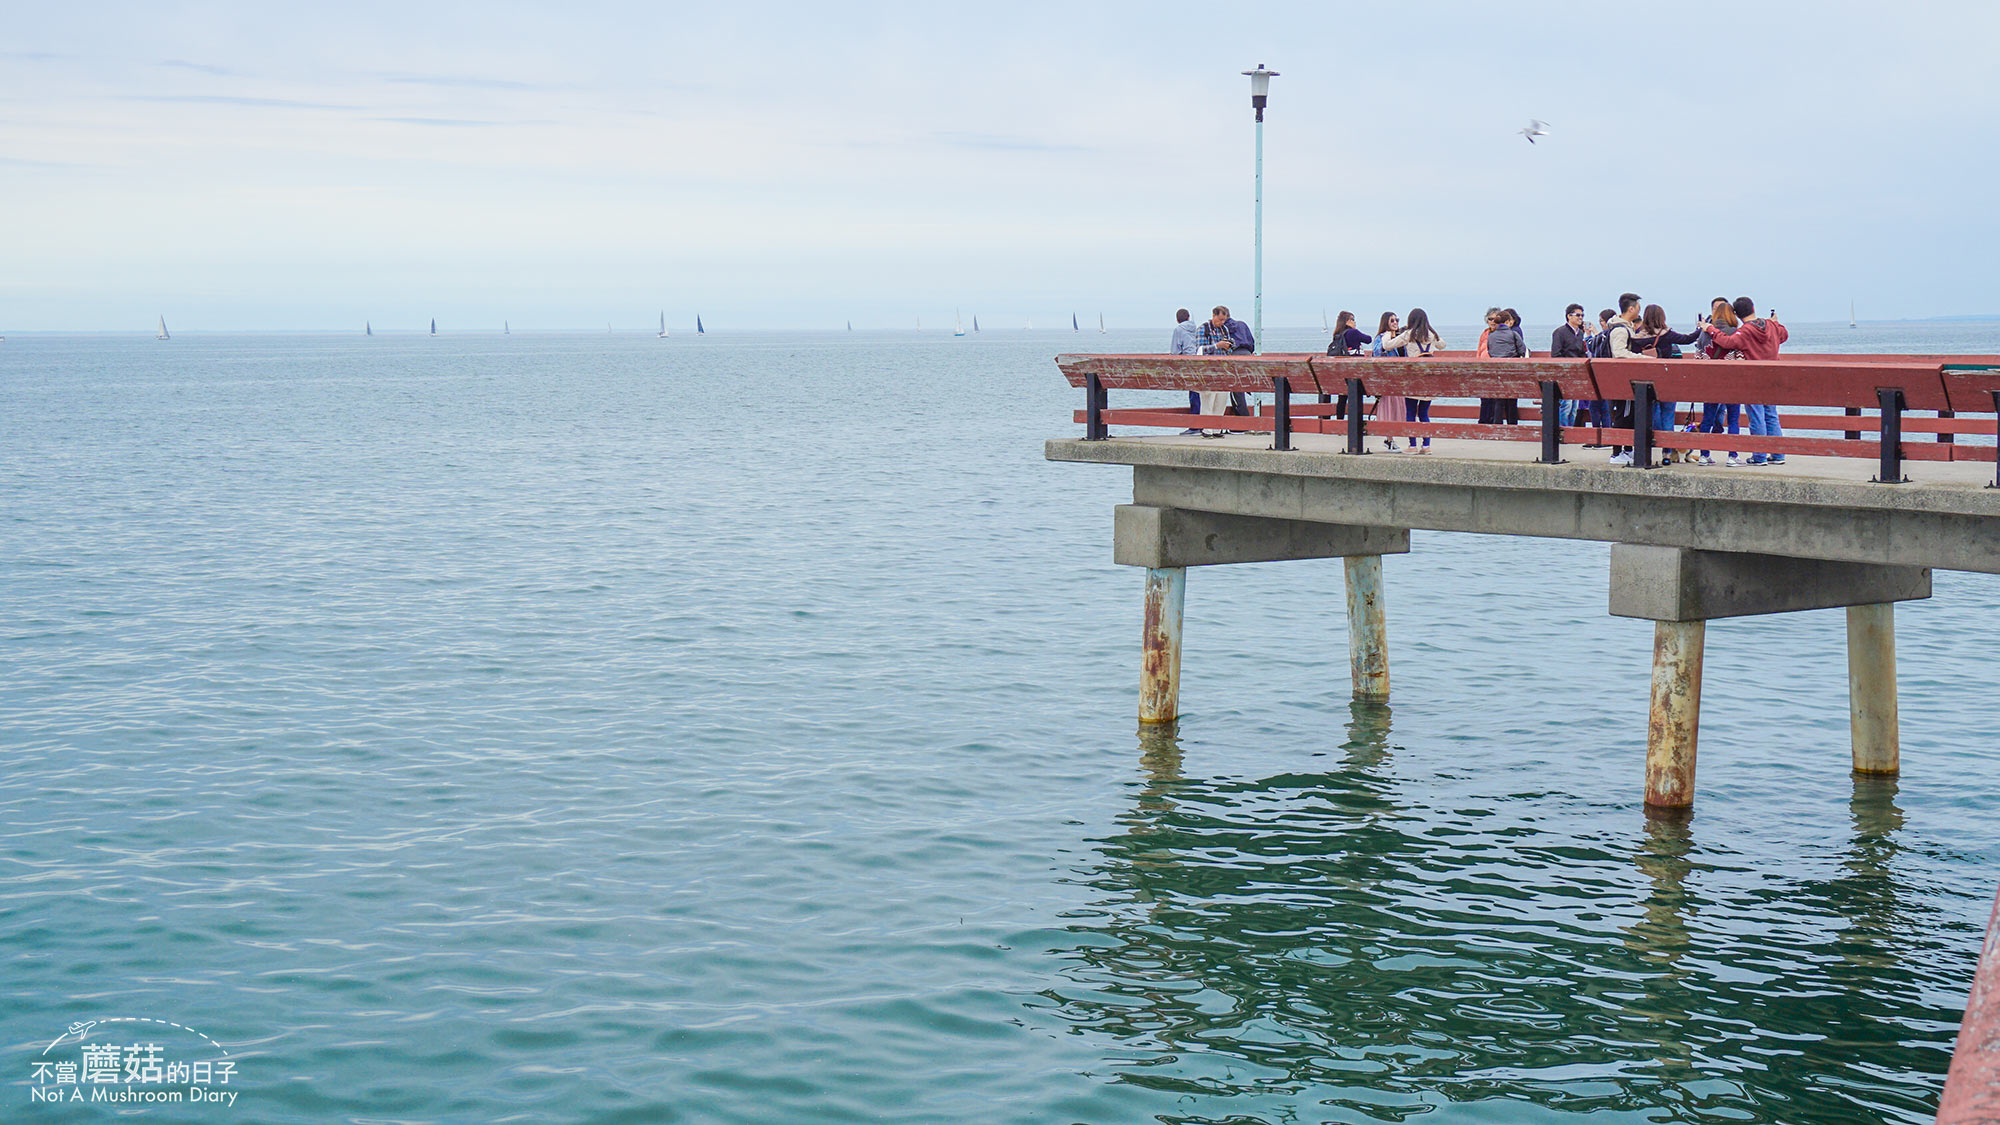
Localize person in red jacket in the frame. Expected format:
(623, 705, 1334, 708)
(1707, 297, 1790, 463)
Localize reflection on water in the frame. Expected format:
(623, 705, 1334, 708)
(1049, 707, 1960, 1123)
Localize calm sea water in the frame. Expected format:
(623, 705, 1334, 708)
(3, 324, 1998, 1124)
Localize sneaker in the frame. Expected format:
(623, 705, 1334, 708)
(1180, 428, 1202, 435)
(1698, 454, 1715, 465)
(1610, 451, 1632, 466)
(1766, 456, 1786, 464)
(1747, 456, 1767, 465)
(1726, 453, 1741, 466)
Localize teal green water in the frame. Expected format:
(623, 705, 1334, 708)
(3, 326, 1998, 1123)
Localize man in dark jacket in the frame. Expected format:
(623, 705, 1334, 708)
(1550, 304, 1588, 357)
(1548, 304, 1590, 435)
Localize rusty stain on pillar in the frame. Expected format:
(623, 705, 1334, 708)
(1139, 566, 1186, 724)
(1646, 620, 1704, 809)
(1847, 603, 1900, 775)
(1343, 555, 1389, 700)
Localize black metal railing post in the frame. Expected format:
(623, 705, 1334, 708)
(1940, 408, 1957, 445)
(1535, 380, 1564, 464)
(1084, 373, 1107, 441)
(1990, 390, 1999, 489)
(1271, 376, 1293, 451)
(1631, 381, 1656, 468)
(1844, 406, 1862, 442)
(1875, 387, 1906, 483)
(1344, 377, 1366, 455)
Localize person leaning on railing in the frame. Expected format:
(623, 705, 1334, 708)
(1370, 312, 1407, 451)
(1482, 309, 1527, 425)
(1324, 311, 1373, 420)
(1196, 305, 1253, 433)
(1706, 296, 1790, 465)
(1636, 303, 1705, 463)
(1550, 304, 1589, 428)
(1379, 308, 1447, 454)
(1696, 298, 1745, 466)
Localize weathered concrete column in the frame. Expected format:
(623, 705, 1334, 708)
(1139, 567, 1185, 724)
(1611, 545, 1930, 809)
(1847, 603, 1900, 775)
(1646, 620, 1705, 809)
(1343, 555, 1389, 700)
(1115, 505, 1409, 719)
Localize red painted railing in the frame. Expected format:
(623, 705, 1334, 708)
(1057, 352, 2000, 484)
(1938, 886, 2000, 1124)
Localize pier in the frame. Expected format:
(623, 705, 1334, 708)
(1049, 352, 2000, 812)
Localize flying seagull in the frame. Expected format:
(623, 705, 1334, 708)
(1519, 119, 1550, 144)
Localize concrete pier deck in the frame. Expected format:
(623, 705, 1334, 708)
(1048, 431, 2000, 574)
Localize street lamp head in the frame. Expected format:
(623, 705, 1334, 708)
(1242, 64, 1277, 120)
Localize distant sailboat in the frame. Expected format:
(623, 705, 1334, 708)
(1026, 319, 1032, 330)
(973, 316, 980, 333)
(157, 316, 171, 340)
(697, 315, 705, 335)
(1098, 313, 1105, 334)
(365, 321, 372, 336)
(1850, 300, 1858, 329)
(504, 321, 510, 335)
(915, 316, 921, 332)
(846, 320, 852, 332)
(1322, 309, 1330, 334)
(1072, 313, 1079, 332)
(657, 311, 670, 338)
(429, 318, 436, 336)
(953, 308, 966, 337)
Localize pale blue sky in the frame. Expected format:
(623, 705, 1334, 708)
(5, 1, 1997, 330)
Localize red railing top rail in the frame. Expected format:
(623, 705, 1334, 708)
(1055, 353, 2000, 414)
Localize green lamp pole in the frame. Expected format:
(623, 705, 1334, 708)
(1243, 64, 1277, 355)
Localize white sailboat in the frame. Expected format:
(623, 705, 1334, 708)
(915, 316, 921, 332)
(157, 316, 171, 340)
(1098, 313, 1105, 334)
(1322, 309, 1330, 334)
(973, 316, 979, 333)
(504, 321, 510, 335)
(1850, 300, 1857, 329)
(953, 309, 966, 337)
(657, 311, 670, 338)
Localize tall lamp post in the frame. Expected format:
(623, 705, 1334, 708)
(1243, 64, 1277, 355)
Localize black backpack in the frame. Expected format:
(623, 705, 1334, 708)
(1327, 333, 1351, 357)
(1587, 328, 1616, 359)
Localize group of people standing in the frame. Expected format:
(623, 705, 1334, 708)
(1165, 295, 1791, 464)
(1549, 294, 1792, 465)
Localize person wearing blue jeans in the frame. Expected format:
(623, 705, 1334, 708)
(1699, 403, 1741, 465)
(1745, 403, 1784, 464)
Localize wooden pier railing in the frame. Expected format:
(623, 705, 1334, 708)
(1938, 886, 2000, 1124)
(1059, 353, 2000, 485)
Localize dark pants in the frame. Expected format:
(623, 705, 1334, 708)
(1478, 398, 1520, 425)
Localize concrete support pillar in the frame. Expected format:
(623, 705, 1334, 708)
(1645, 620, 1705, 810)
(1847, 603, 1900, 775)
(1343, 554, 1390, 700)
(1139, 567, 1185, 724)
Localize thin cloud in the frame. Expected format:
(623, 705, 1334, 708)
(160, 59, 241, 77)
(932, 132, 1090, 153)
(372, 116, 505, 128)
(377, 72, 551, 91)
(123, 94, 357, 111)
